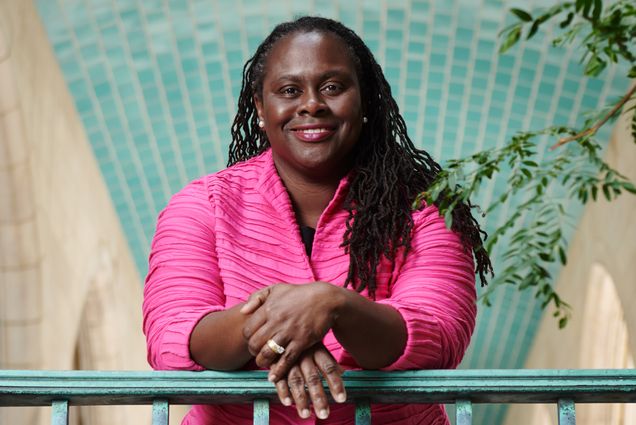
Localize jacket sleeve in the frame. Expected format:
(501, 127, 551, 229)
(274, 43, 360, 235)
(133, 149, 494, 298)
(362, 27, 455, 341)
(142, 178, 225, 371)
(376, 204, 477, 370)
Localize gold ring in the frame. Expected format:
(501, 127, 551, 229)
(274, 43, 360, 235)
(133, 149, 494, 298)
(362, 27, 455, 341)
(266, 339, 285, 355)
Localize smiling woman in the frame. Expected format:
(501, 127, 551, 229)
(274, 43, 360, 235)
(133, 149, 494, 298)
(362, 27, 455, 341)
(142, 16, 492, 425)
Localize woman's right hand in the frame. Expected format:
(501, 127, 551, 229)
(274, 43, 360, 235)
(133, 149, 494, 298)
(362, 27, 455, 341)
(273, 343, 346, 420)
(240, 282, 344, 380)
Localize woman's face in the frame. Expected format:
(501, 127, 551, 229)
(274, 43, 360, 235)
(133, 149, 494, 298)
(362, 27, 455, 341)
(254, 31, 364, 182)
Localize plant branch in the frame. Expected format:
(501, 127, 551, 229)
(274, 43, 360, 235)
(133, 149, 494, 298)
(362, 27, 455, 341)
(550, 84, 636, 150)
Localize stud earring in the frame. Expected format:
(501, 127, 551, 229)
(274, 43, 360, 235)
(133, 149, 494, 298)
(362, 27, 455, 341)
(258, 119, 265, 128)
(363, 116, 368, 124)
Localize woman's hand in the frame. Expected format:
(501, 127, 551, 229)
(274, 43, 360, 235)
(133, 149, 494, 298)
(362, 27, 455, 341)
(273, 343, 346, 420)
(240, 282, 344, 381)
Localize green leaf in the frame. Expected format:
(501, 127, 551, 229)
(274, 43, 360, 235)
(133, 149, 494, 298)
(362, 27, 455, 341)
(623, 182, 636, 194)
(411, 191, 427, 210)
(511, 8, 533, 22)
(539, 252, 553, 262)
(574, 0, 585, 12)
(559, 317, 568, 329)
(602, 184, 611, 200)
(522, 168, 532, 179)
(628, 66, 636, 79)
(444, 208, 453, 230)
(448, 173, 456, 190)
(584, 55, 607, 77)
(582, 0, 593, 17)
(581, 188, 588, 203)
(558, 246, 567, 265)
(500, 25, 522, 53)
(575, 0, 587, 13)
(592, 0, 602, 21)
(560, 12, 575, 28)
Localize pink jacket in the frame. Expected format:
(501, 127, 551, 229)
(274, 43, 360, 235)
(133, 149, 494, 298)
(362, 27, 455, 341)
(143, 149, 476, 424)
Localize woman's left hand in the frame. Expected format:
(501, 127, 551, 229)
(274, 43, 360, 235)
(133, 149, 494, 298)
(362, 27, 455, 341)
(274, 343, 346, 420)
(240, 282, 343, 381)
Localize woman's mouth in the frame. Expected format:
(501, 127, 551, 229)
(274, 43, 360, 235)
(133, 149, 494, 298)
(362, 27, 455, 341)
(291, 127, 336, 142)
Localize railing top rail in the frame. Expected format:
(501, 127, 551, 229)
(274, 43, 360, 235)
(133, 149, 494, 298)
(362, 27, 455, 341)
(1, 369, 635, 406)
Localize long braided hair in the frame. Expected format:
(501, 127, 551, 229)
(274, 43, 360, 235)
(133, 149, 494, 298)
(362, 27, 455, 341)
(229, 16, 492, 297)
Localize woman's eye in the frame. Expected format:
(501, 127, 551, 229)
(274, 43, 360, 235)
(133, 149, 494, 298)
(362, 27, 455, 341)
(281, 87, 299, 96)
(323, 84, 342, 93)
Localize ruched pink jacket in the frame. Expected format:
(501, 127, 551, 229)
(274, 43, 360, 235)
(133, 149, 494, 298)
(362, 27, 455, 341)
(143, 149, 476, 424)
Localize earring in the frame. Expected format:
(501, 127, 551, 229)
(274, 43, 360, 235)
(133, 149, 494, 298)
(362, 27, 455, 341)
(258, 119, 265, 128)
(363, 116, 368, 124)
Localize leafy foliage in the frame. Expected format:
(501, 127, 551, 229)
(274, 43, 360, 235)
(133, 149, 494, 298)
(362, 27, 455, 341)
(500, 0, 636, 78)
(423, 0, 636, 327)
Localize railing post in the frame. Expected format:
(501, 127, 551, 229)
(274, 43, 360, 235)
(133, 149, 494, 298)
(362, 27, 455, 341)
(51, 400, 68, 425)
(253, 399, 269, 425)
(558, 399, 576, 425)
(456, 399, 472, 425)
(355, 399, 371, 425)
(152, 400, 169, 425)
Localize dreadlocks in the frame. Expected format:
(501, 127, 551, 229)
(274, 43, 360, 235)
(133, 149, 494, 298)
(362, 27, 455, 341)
(229, 16, 493, 297)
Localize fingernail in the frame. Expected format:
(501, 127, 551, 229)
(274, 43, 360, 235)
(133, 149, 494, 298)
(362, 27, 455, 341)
(283, 397, 292, 406)
(318, 409, 329, 419)
(335, 393, 346, 403)
(301, 409, 310, 418)
(268, 374, 276, 383)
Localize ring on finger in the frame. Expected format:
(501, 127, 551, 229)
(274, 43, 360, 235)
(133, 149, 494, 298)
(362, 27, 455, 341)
(266, 338, 285, 355)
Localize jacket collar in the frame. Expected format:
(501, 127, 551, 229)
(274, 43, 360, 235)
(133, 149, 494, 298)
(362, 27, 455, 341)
(255, 149, 352, 226)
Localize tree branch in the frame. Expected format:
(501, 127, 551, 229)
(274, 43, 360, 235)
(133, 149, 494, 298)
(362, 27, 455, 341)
(550, 83, 636, 150)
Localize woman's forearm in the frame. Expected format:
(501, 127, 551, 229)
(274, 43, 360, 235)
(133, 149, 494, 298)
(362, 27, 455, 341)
(331, 288, 407, 369)
(189, 304, 252, 370)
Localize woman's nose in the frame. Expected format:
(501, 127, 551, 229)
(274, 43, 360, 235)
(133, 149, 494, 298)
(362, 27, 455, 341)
(298, 90, 327, 115)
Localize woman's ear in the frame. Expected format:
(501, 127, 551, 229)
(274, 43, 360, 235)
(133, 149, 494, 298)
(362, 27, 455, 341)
(254, 95, 264, 123)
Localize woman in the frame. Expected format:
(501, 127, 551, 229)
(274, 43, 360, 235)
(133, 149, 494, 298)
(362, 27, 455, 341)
(143, 16, 491, 424)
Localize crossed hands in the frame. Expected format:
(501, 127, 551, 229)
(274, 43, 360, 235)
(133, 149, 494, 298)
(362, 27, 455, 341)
(240, 282, 347, 420)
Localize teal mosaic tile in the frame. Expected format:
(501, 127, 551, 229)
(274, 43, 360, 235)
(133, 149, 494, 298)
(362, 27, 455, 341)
(474, 58, 491, 74)
(409, 21, 427, 35)
(452, 46, 470, 62)
(387, 28, 404, 42)
(411, 1, 430, 14)
(408, 40, 426, 54)
(406, 77, 422, 91)
(471, 75, 488, 90)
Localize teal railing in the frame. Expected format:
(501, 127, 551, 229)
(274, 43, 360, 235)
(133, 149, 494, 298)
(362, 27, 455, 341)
(1, 369, 635, 424)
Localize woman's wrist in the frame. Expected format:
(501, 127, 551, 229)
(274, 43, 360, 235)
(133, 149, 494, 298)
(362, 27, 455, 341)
(314, 281, 348, 330)
(190, 305, 252, 370)
(328, 286, 407, 369)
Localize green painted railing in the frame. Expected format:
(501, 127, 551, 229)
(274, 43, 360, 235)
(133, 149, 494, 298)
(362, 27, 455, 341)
(1, 369, 635, 424)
